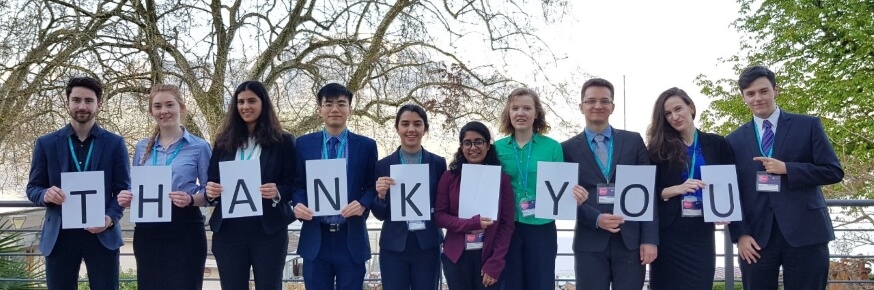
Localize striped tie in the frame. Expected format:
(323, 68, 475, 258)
(761, 120, 774, 156)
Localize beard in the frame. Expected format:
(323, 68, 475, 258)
(69, 110, 96, 124)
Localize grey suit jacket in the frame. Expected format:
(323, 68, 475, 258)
(561, 127, 659, 252)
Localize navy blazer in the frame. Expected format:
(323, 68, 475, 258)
(371, 147, 447, 252)
(726, 111, 843, 247)
(25, 124, 129, 255)
(206, 132, 297, 234)
(292, 131, 378, 264)
(655, 130, 734, 230)
(561, 128, 659, 252)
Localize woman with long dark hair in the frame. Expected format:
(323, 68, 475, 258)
(372, 104, 446, 289)
(203, 80, 297, 289)
(646, 87, 733, 290)
(117, 84, 210, 289)
(435, 121, 515, 290)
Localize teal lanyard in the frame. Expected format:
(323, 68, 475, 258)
(687, 131, 699, 178)
(152, 140, 184, 166)
(588, 136, 614, 179)
(321, 128, 348, 159)
(68, 137, 94, 172)
(240, 144, 257, 160)
(398, 150, 423, 164)
(512, 136, 534, 197)
(753, 121, 774, 157)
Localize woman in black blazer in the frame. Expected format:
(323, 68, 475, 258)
(646, 87, 733, 290)
(203, 81, 296, 289)
(372, 104, 446, 290)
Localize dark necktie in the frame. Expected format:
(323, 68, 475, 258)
(761, 120, 774, 155)
(328, 137, 339, 158)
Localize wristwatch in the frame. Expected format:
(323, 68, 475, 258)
(188, 194, 195, 207)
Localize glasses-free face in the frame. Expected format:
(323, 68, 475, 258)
(67, 87, 102, 124)
(663, 95, 696, 135)
(237, 90, 263, 125)
(461, 131, 489, 164)
(396, 111, 426, 149)
(741, 77, 778, 119)
(151, 92, 182, 129)
(508, 95, 536, 132)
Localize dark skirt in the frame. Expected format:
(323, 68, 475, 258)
(649, 216, 716, 290)
(133, 223, 208, 290)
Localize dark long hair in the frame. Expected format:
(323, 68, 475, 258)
(395, 104, 429, 131)
(214, 81, 284, 153)
(448, 121, 501, 174)
(646, 87, 696, 169)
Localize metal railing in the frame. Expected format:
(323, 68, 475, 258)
(1, 199, 873, 289)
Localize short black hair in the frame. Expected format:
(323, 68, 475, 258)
(738, 65, 777, 92)
(581, 78, 614, 100)
(316, 83, 354, 105)
(66, 77, 103, 101)
(395, 104, 429, 131)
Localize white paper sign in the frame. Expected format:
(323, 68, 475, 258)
(219, 160, 263, 219)
(61, 171, 106, 229)
(389, 164, 431, 221)
(458, 164, 501, 220)
(535, 162, 578, 220)
(306, 159, 349, 216)
(701, 165, 743, 222)
(130, 166, 173, 223)
(613, 165, 657, 221)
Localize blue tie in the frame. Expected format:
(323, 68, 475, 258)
(761, 120, 774, 156)
(323, 136, 345, 225)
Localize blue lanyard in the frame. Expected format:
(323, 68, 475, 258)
(152, 140, 184, 166)
(240, 144, 257, 160)
(512, 136, 534, 196)
(68, 136, 94, 172)
(753, 121, 774, 157)
(321, 128, 348, 159)
(588, 136, 613, 179)
(398, 150, 423, 164)
(687, 131, 699, 179)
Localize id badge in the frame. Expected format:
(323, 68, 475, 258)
(519, 198, 536, 217)
(597, 184, 616, 204)
(465, 230, 484, 250)
(681, 196, 703, 217)
(407, 221, 426, 231)
(756, 171, 781, 192)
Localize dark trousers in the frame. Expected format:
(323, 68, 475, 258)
(441, 250, 501, 290)
(574, 233, 644, 290)
(303, 225, 366, 290)
(503, 222, 557, 290)
(46, 229, 119, 290)
(379, 234, 440, 290)
(212, 219, 289, 290)
(739, 218, 830, 290)
(133, 224, 207, 290)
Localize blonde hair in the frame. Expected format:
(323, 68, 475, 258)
(498, 87, 551, 135)
(140, 84, 187, 165)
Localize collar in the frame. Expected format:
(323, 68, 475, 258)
(503, 133, 541, 145)
(584, 125, 613, 143)
(65, 123, 101, 138)
(753, 107, 781, 130)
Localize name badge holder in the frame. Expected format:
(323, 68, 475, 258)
(681, 195, 703, 217)
(519, 198, 536, 217)
(756, 171, 781, 192)
(465, 230, 484, 250)
(407, 221, 426, 231)
(597, 183, 616, 205)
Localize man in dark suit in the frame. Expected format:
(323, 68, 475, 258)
(25, 77, 129, 290)
(293, 83, 378, 289)
(561, 78, 658, 290)
(727, 66, 843, 290)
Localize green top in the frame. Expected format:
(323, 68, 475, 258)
(495, 133, 565, 225)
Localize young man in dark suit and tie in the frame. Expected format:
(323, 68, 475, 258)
(293, 83, 378, 289)
(561, 78, 658, 290)
(727, 65, 844, 290)
(26, 77, 129, 290)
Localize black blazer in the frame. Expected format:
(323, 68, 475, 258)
(207, 132, 297, 234)
(654, 130, 734, 230)
(561, 128, 658, 252)
(371, 147, 447, 252)
(726, 111, 843, 247)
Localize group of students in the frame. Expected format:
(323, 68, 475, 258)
(25, 64, 843, 290)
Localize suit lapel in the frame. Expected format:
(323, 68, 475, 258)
(55, 130, 70, 171)
(89, 128, 104, 172)
(608, 128, 622, 182)
(772, 112, 792, 160)
(575, 133, 608, 183)
(743, 121, 762, 157)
